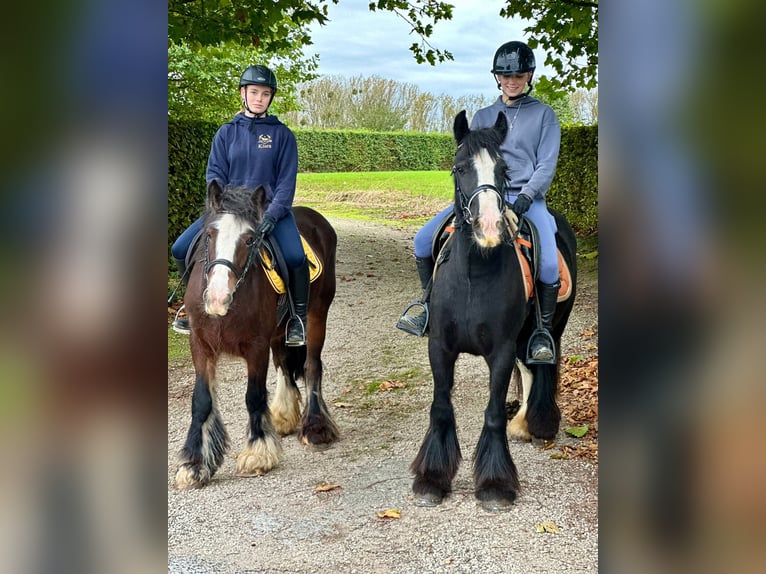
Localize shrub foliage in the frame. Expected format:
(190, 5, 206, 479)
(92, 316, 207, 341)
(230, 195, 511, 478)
(168, 121, 597, 254)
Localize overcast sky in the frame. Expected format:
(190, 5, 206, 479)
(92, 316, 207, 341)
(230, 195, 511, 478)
(306, 0, 555, 101)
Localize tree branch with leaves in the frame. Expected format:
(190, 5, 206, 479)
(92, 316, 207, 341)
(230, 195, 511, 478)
(500, 0, 598, 90)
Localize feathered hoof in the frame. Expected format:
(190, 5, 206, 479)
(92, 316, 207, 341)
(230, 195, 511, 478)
(412, 492, 443, 507)
(478, 497, 514, 513)
(476, 486, 517, 512)
(300, 436, 332, 452)
(236, 435, 282, 477)
(299, 415, 339, 448)
(174, 463, 209, 491)
(507, 415, 532, 442)
(270, 410, 301, 436)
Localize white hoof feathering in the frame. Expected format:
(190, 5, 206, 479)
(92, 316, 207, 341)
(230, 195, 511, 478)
(174, 464, 210, 491)
(269, 369, 302, 435)
(236, 432, 282, 476)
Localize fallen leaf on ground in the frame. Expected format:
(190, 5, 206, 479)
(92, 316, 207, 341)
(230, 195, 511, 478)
(535, 520, 560, 534)
(376, 508, 401, 519)
(315, 483, 341, 493)
(379, 380, 406, 391)
(565, 424, 589, 438)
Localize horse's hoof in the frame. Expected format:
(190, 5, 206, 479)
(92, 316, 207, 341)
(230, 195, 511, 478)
(479, 498, 514, 513)
(300, 437, 331, 452)
(412, 492, 443, 507)
(174, 465, 207, 491)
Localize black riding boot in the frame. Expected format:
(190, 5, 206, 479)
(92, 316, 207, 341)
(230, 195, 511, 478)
(286, 259, 310, 347)
(396, 256, 435, 336)
(171, 256, 191, 335)
(529, 280, 561, 362)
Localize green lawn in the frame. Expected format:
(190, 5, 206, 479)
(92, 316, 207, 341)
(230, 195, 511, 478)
(294, 170, 453, 228)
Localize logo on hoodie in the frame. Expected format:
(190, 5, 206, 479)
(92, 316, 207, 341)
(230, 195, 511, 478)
(258, 134, 273, 149)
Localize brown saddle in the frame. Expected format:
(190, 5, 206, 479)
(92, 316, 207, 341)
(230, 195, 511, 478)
(430, 208, 572, 302)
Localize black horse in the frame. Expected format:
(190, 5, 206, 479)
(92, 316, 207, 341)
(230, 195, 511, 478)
(175, 181, 339, 490)
(410, 110, 577, 510)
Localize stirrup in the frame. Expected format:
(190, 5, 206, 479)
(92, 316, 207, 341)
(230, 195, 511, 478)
(396, 301, 429, 337)
(526, 329, 556, 365)
(172, 305, 190, 335)
(285, 316, 306, 347)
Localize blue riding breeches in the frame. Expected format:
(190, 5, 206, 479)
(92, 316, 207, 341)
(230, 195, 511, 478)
(413, 194, 560, 284)
(171, 210, 306, 270)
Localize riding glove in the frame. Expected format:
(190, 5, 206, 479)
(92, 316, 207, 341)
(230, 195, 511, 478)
(257, 213, 277, 236)
(512, 193, 533, 216)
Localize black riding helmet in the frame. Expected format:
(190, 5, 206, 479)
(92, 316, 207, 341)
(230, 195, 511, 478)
(492, 41, 536, 75)
(491, 41, 535, 98)
(239, 65, 278, 115)
(239, 65, 278, 91)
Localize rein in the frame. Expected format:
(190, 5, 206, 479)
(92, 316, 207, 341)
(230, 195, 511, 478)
(203, 231, 263, 292)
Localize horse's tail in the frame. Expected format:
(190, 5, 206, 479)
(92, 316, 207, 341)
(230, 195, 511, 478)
(526, 362, 561, 440)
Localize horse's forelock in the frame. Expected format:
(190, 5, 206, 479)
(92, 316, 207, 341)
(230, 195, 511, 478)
(203, 185, 265, 228)
(459, 127, 503, 165)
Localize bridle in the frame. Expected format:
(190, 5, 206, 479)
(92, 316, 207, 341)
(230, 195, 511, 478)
(203, 225, 262, 292)
(451, 165, 505, 227)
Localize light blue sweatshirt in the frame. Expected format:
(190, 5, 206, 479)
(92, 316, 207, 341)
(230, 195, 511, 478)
(471, 95, 560, 201)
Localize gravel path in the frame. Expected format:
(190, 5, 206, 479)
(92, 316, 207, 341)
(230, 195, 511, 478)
(168, 217, 598, 574)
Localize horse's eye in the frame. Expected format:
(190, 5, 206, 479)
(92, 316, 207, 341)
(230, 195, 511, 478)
(456, 166, 465, 175)
(245, 236, 255, 246)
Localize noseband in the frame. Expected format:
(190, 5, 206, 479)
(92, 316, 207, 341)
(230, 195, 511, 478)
(203, 231, 262, 292)
(452, 166, 505, 226)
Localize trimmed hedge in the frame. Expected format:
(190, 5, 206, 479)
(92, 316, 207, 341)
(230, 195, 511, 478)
(169, 121, 597, 252)
(547, 126, 598, 236)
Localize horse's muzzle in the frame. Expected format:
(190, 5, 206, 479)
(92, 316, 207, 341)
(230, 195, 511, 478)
(203, 288, 233, 316)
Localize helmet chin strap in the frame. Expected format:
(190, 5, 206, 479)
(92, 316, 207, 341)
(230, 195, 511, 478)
(243, 100, 268, 117)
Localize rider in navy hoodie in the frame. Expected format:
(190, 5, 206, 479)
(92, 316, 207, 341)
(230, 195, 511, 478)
(171, 65, 309, 347)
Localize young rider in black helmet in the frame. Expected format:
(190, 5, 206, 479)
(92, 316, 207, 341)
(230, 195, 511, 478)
(171, 65, 310, 347)
(398, 41, 563, 363)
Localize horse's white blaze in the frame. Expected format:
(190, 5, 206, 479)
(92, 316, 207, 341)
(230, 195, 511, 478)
(473, 149, 503, 247)
(205, 214, 250, 316)
(508, 360, 534, 441)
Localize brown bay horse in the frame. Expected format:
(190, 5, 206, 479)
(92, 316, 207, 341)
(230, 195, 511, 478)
(175, 181, 338, 490)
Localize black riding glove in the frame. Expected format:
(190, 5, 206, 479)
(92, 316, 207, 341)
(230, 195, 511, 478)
(512, 193, 533, 216)
(257, 213, 277, 236)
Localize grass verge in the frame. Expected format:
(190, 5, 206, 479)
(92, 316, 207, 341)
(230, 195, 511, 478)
(295, 171, 453, 230)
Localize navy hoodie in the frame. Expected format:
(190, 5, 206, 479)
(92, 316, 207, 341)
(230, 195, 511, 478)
(206, 113, 298, 221)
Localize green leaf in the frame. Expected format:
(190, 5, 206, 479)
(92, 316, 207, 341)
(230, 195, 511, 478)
(565, 424, 589, 438)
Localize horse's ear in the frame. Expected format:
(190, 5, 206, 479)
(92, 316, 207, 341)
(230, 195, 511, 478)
(453, 110, 469, 144)
(207, 179, 225, 211)
(494, 111, 508, 140)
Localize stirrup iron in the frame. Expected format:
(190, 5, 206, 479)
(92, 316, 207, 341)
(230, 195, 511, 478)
(396, 301, 429, 337)
(285, 316, 306, 347)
